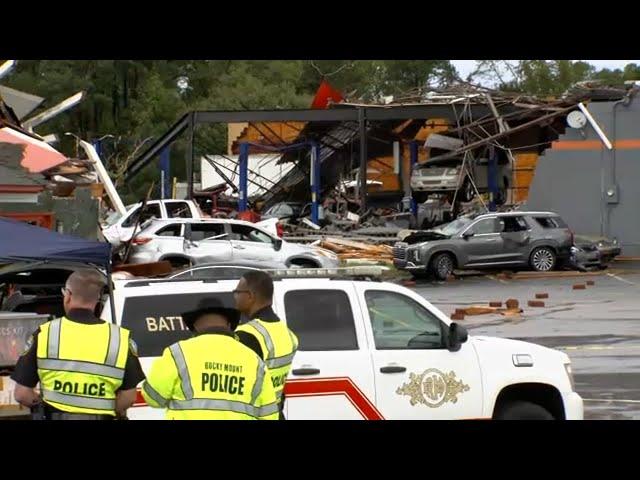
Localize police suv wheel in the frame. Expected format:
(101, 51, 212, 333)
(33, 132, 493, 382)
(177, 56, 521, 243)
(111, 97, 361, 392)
(495, 401, 555, 420)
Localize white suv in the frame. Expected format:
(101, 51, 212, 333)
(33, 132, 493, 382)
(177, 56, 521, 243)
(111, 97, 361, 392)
(102, 268, 583, 420)
(128, 218, 339, 269)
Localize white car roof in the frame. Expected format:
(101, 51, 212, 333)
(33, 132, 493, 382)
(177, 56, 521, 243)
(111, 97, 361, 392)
(477, 211, 559, 218)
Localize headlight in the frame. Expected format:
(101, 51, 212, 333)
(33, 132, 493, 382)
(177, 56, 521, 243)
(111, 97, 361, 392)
(564, 363, 575, 390)
(413, 250, 420, 262)
(597, 242, 604, 248)
(571, 246, 581, 254)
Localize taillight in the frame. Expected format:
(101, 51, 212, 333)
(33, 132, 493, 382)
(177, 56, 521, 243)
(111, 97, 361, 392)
(568, 229, 574, 245)
(276, 222, 284, 238)
(132, 237, 152, 245)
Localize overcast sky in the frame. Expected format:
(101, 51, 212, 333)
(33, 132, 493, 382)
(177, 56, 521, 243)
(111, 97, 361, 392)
(451, 60, 640, 80)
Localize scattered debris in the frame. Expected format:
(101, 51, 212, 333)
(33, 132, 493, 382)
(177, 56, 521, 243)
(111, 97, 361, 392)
(506, 299, 520, 309)
(573, 284, 586, 290)
(320, 237, 394, 263)
(528, 300, 545, 308)
(535, 293, 549, 299)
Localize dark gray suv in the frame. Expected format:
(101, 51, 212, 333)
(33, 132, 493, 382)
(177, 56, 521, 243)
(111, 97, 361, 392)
(394, 211, 573, 280)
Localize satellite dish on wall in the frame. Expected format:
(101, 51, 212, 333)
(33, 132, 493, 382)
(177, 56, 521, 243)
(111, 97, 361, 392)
(567, 110, 587, 129)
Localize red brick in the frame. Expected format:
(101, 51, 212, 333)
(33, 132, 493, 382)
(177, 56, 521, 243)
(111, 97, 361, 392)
(402, 279, 417, 287)
(489, 301, 503, 307)
(455, 308, 466, 315)
(528, 300, 545, 307)
(586, 280, 595, 286)
(451, 312, 465, 321)
(573, 284, 586, 290)
(535, 293, 549, 299)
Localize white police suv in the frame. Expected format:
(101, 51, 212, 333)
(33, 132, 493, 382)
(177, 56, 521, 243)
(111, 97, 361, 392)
(102, 267, 583, 420)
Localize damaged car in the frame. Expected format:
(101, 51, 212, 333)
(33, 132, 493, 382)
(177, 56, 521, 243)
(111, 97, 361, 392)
(128, 218, 340, 269)
(394, 211, 573, 280)
(569, 235, 621, 271)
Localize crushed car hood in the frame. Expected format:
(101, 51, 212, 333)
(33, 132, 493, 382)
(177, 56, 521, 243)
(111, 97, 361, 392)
(404, 230, 450, 245)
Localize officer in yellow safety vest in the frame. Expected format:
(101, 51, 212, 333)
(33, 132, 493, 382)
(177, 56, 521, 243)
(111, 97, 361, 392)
(141, 298, 279, 420)
(234, 271, 298, 419)
(11, 269, 145, 420)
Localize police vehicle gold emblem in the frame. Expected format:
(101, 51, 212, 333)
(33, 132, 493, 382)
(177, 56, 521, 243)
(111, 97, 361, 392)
(396, 369, 470, 408)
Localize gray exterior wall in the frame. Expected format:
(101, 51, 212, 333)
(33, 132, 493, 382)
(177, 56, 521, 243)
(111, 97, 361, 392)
(526, 96, 640, 256)
(0, 187, 100, 240)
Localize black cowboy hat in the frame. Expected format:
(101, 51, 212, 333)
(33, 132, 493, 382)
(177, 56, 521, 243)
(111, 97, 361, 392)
(181, 297, 240, 332)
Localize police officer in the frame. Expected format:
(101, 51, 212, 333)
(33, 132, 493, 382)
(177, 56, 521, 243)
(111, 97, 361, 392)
(234, 271, 298, 418)
(141, 298, 279, 420)
(11, 269, 145, 420)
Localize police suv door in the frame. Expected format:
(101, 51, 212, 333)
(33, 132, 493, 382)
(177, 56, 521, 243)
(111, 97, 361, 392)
(274, 280, 380, 420)
(354, 283, 484, 420)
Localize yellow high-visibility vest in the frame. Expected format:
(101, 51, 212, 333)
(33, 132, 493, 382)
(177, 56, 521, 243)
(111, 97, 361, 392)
(235, 319, 298, 401)
(36, 317, 130, 416)
(141, 333, 279, 420)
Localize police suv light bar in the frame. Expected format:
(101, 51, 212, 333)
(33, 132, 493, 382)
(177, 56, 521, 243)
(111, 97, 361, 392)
(265, 266, 387, 279)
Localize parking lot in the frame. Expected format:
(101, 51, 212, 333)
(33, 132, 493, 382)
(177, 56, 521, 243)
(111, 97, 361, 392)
(410, 263, 640, 419)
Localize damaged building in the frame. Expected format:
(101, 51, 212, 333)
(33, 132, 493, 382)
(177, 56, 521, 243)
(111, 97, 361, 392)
(123, 81, 638, 251)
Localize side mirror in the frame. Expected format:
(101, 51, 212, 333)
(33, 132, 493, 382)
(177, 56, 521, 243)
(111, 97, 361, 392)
(273, 238, 283, 251)
(462, 231, 474, 240)
(447, 322, 468, 352)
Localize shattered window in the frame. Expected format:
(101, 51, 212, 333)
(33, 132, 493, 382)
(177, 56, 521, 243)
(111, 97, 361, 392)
(122, 204, 161, 228)
(534, 216, 567, 229)
(166, 202, 193, 218)
(502, 216, 528, 232)
(230, 225, 273, 244)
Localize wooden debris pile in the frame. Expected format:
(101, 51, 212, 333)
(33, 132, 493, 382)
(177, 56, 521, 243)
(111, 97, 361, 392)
(320, 237, 394, 264)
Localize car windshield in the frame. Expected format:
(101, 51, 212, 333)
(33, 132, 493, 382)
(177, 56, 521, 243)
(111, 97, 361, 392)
(104, 204, 136, 226)
(433, 216, 475, 236)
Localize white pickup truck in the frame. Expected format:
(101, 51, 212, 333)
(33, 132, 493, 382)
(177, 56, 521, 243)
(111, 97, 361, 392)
(102, 267, 583, 420)
(101, 199, 203, 248)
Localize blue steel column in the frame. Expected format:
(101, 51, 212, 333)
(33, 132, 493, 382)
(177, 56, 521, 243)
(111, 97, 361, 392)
(160, 147, 170, 199)
(488, 146, 498, 212)
(92, 138, 102, 158)
(310, 142, 320, 224)
(409, 141, 419, 216)
(238, 142, 249, 212)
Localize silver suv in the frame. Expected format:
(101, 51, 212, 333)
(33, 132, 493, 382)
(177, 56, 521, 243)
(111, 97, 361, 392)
(129, 218, 339, 269)
(394, 211, 573, 280)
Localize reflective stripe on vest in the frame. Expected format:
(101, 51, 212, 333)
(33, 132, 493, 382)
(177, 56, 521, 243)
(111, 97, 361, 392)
(37, 359, 125, 380)
(168, 398, 280, 418)
(42, 389, 116, 411)
(105, 324, 121, 366)
(143, 381, 169, 408)
(47, 318, 61, 358)
(251, 360, 265, 405)
(169, 343, 194, 399)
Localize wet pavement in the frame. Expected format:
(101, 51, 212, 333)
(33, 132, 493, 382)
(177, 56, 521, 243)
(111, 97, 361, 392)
(411, 269, 640, 419)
